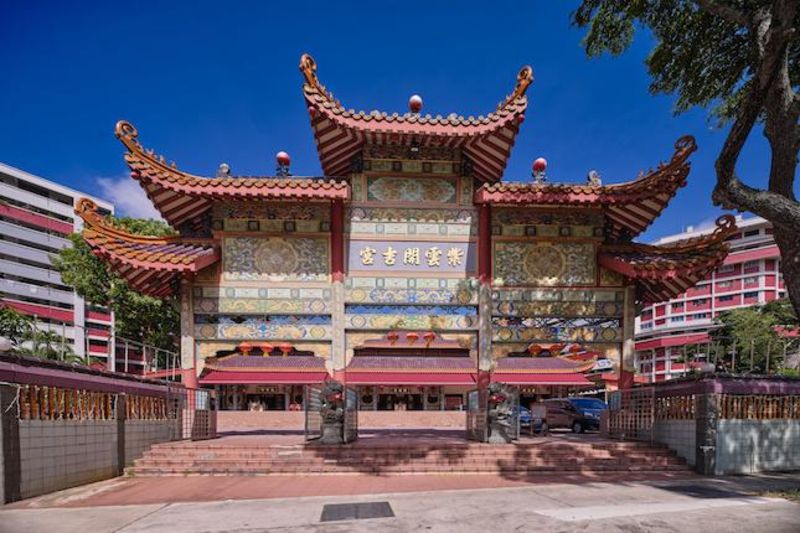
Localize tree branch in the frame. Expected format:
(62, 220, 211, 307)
(697, 0, 750, 26)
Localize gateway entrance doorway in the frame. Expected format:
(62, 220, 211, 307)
(377, 393, 423, 411)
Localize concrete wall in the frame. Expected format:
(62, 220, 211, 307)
(19, 420, 117, 500)
(653, 419, 696, 466)
(124, 420, 178, 466)
(716, 420, 800, 475)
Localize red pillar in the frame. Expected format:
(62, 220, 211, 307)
(478, 203, 491, 283)
(331, 199, 344, 282)
(183, 368, 199, 389)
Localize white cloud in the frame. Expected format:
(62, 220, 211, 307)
(96, 176, 163, 220)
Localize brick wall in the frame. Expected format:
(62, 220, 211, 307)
(715, 420, 800, 474)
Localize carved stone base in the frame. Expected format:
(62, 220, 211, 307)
(487, 420, 512, 444)
(320, 422, 344, 445)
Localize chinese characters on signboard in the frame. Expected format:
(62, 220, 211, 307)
(359, 245, 463, 268)
(350, 241, 474, 272)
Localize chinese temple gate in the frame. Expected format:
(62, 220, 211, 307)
(77, 54, 737, 412)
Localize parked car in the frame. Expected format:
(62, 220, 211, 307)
(567, 398, 608, 428)
(538, 398, 599, 433)
(511, 405, 547, 434)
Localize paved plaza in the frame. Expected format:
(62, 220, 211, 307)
(1, 473, 798, 532)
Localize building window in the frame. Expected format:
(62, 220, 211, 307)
(718, 280, 733, 288)
(670, 316, 684, 322)
(671, 303, 683, 310)
(744, 276, 758, 285)
(718, 264, 735, 274)
(692, 298, 708, 306)
(743, 291, 759, 299)
(743, 260, 759, 270)
(693, 313, 709, 319)
(743, 229, 760, 237)
(718, 295, 734, 302)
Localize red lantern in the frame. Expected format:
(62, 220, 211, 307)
(423, 331, 436, 347)
(527, 344, 542, 357)
(406, 332, 419, 345)
(387, 331, 400, 345)
(279, 342, 293, 357)
(260, 343, 274, 357)
(238, 341, 253, 356)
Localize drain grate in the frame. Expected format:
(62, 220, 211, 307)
(320, 501, 395, 522)
(660, 484, 744, 499)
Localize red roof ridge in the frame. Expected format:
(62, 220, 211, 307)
(299, 53, 533, 129)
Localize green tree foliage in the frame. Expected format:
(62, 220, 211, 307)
(709, 299, 796, 373)
(572, 1, 800, 317)
(52, 216, 179, 352)
(0, 304, 33, 345)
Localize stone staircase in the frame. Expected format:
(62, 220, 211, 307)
(126, 438, 691, 476)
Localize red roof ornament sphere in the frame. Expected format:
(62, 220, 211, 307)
(409, 94, 423, 113)
(532, 157, 547, 174)
(276, 151, 291, 167)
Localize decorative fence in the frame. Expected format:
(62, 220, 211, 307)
(605, 375, 800, 475)
(0, 352, 216, 504)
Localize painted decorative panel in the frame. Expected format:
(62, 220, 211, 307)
(197, 341, 331, 360)
(491, 208, 604, 238)
(599, 267, 625, 287)
(492, 289, 624, 317)
(195, 315, 332, 341)
(493, 241, 595, 286)
(348, 240, 475, 274)
(345, 277, 478, 304)
(193, 286, 331, 314)
(223, 237, 329, 282)
(491, 317, 622, 344)
(366, 176, 457, 204)
(345, 305, 478, 331)
(347, 207, 476, 237)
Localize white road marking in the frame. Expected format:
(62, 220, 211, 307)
(535, 497, 781, 522)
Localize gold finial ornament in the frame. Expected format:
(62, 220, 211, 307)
(299, 53, 319, 88)
(514, 65, 534, 99)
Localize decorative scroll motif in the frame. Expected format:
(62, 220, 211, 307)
(223, 237, 329, 281)
(345, 304, 478, 330)
(494, 242, 595, 286)
(194, 298, 330, 314)
(215, 203, 329, 221)
(346, 314, 478, 330)
(493, 300, 623, 317)
(345, 277, 477, 304)
(196, 315, 332, 341)
(348, 206, 476, 237)
(366, 176, 457, 203)
(492, 288, 623, 303)
(491, 316, 621, 343)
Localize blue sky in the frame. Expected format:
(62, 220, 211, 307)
(0, 1, 778, 240)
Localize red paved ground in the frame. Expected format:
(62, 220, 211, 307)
(10, 472, 697, 509)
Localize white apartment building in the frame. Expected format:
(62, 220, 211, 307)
(634, 215, 785, 382)
(0, 162, 115, 362)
